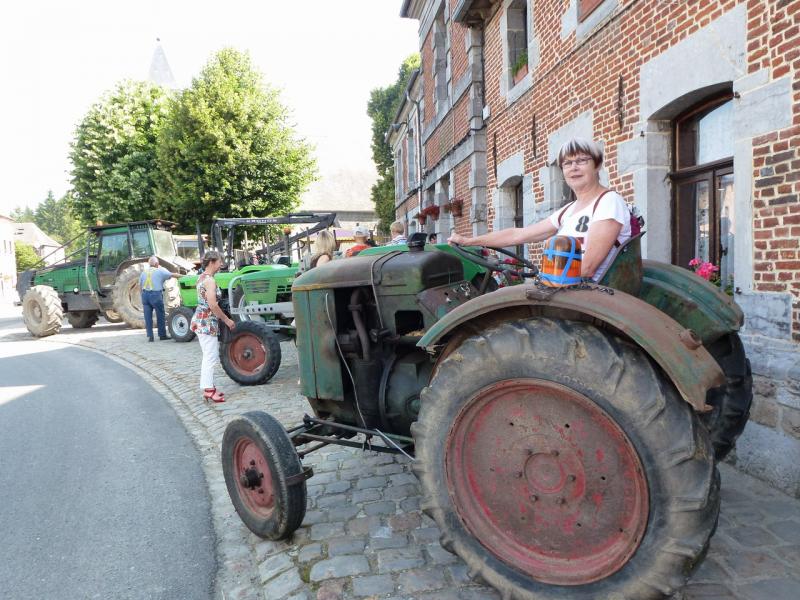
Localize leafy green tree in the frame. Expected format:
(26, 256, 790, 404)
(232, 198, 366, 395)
(367, 54, 420, 233)
(34, 191, 85, 256)
(156, 48, 317, 229)
(70, 80, 170, 225)
(14, 241, 40, 272)
(10, 206, 36, 222)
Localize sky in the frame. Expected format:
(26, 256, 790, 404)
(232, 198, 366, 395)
(0, 1, 419, 216)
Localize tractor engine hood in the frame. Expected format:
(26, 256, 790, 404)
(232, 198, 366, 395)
(293, 250, 464, 294)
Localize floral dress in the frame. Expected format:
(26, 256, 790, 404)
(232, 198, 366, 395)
(190, 273, 221, 335)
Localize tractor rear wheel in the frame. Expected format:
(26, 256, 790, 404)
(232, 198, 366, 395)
(168, 306, 196, 342)
(102, 309, 123, 323)
(66, 310, 99, 329)
(113, 263, 146, 329)
(412, 318, 719, 600)
(22, 285, 63, 337)
(222, 411, 307, 539)
(703, 333, 753, 460)
(220, 321, 281, 385)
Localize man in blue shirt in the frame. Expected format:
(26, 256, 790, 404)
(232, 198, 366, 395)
(139, 256, 179, 341)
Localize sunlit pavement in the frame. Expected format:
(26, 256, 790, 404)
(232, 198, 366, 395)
(2, 302, 798, 600)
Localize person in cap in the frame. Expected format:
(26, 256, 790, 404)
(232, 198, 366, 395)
(448, 138, 631, 283)
(346, 225, 371, 257)
(139, 256, 180, 341)
(427, 232, 438, 244)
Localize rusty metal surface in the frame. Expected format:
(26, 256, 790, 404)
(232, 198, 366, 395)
(640, 260, 743, 343)
(445, 379, 648, 585)
(418, 283, 725, 411)
(233, 437, 276, 519)
(598, 235, 643, 296)
(228, 331, 267, 376)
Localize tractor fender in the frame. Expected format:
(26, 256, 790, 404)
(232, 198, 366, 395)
(417, 284, 725, 412)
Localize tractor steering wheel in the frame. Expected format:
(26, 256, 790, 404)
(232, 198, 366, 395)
(450, 244, 539, 278)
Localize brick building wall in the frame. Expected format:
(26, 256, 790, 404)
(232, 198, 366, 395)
(396, 0, 800, 494)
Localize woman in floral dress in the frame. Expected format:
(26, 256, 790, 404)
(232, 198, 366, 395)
(191, 251, 236, 402)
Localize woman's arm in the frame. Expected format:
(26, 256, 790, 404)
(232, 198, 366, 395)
(449, 218, 557, 247)
(581, 219, 622, 278)
(204, 278, 236, 328)
(316, 254, 331, 266)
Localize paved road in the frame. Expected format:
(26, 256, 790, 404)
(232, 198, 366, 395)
(2, 304, 799, 600)
(0, 332, 216, 600)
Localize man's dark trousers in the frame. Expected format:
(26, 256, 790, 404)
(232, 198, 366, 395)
(142, 289, 167, 340)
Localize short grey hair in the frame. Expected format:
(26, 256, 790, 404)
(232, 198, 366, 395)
(390, 220, 405, 236)
(148, 256, 159, 267)
(557, 138, 604, 169)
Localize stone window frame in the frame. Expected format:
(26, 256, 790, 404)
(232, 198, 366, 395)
(670, 90, 735, 279)
(506, 0, 528, 86)
(432, 7, 449, 115)
(406, 128, 417, 192)
(579, 0, 604, 21)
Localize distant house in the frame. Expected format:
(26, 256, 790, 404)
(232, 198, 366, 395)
(14, 222, 65, 265)
(0, 214, 16, 302)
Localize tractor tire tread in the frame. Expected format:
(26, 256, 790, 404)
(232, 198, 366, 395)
(412, 318, 719, 600)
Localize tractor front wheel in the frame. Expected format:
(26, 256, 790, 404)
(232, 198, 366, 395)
(66, 310, 99, 329)
(22, 285, 63, 337)
(412, 318, 719, 600)
(168, 306, 196, 343)
(112, 263, 146, 329)
(220, 321, 281, 385)
(222, 411, 307, 539)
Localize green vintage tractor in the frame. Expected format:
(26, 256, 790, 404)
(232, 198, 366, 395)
(167, 213, 337, 385)
(17, 220, 193, 337)
(221, 231, 752, 599)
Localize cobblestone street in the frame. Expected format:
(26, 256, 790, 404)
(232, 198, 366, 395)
(3, 312, 799, 600)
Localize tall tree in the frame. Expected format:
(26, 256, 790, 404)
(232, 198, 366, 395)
(367, 54, 420, 233)
(10, 206, 36, 222)
(14, 241, 40, 272)
(34, 191, 85, 255)
(70, 80, 170, 225)
(156, 48, 317, 229)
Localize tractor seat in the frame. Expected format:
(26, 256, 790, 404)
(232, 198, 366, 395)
(598, 232, 645, 296)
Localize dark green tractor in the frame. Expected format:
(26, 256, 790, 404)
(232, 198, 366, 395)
(220, 230, 751, 599)
(17, 220, 193, 337)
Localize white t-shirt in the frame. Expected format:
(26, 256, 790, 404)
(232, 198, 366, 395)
(548, 190, 631, 281)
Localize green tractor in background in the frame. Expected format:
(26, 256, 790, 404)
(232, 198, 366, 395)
(167, 213, 337, 385)
(17, 220, 194, 337)
(221, 231, 752, 600)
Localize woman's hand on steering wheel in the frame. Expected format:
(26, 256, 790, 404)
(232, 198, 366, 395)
(449, 243, 538, 277)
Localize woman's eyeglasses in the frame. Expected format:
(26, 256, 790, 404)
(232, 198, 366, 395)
(561, 157, 592, 168)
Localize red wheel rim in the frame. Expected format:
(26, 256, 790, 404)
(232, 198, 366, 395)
(233, 437, 276, 518)
(229, 333, 267, 375)
(445, 379, 648, 585)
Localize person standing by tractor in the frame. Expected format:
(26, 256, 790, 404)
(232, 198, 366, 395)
(190, 251, 236, 403)
(139, 256, 179, 342)
(448, 138, 632, 283)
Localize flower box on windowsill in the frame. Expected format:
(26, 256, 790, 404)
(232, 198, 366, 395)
(446, 199, 464, 217)
(513, 63, 528, 86)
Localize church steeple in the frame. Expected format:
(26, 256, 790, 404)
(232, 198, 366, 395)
(148, 39, 177, 89)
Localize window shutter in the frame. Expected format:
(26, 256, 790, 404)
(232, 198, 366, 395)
(579, 0, 604, 22)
